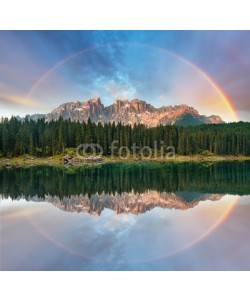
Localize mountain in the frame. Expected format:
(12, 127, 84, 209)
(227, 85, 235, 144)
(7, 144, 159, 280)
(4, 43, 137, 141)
(18, 192, 222, 216)
(27, 98, 224, 126)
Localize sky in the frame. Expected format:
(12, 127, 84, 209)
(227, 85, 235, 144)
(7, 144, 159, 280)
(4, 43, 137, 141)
(0, 30, 249, 121)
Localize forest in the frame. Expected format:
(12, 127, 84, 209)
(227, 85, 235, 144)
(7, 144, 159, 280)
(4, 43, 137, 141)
(0, 117, 249, 157)
(0, 161, 249, 198)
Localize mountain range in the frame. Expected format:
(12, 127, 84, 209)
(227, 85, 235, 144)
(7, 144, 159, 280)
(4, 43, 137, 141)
(26, 98, 224, 126)
(20, 192, 222, 216)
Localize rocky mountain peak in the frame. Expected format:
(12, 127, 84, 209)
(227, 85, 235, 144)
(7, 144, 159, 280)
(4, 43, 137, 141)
(175, 104, 199, 115)
(35, 192, 223, 216)
(29, 98, 225, 126)
(83, 97, 102, 106)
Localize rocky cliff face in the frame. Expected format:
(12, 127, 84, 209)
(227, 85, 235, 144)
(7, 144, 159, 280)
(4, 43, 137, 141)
(29, 98, 224, 126)
(26, 192, 222, 216)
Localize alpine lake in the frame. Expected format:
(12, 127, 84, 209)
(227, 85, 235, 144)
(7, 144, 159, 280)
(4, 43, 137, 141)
(1, 161, 250, 270)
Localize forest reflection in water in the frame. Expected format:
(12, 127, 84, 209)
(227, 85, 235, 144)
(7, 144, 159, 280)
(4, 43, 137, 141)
(0, 161, 249, 215)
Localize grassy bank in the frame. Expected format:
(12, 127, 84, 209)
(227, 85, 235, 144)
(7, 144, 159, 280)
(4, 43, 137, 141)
(0, 154, 250, 168)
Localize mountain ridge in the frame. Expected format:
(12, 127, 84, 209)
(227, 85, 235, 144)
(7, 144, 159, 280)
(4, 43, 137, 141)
(15, 192, 223, 216)
(25, 98, 225, 126)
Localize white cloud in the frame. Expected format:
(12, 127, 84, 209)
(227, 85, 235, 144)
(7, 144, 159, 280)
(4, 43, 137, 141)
(104, 79, 137, 100)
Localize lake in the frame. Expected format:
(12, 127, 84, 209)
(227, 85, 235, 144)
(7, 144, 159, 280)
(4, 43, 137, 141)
(0, 161, 250, 270)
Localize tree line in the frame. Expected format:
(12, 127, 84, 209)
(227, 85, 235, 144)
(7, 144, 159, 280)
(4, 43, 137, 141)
(0, 162, 249, 199)
(0, 116, 249, 157)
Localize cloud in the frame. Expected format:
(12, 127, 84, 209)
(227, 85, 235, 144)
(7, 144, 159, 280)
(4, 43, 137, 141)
(0, 31, 249, 121)
(0, 94, 50, 109)
(158, 94, 176, 106)
(104, 79, 137, 100)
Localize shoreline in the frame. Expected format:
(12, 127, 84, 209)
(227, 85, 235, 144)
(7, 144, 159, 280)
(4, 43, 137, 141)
(0, 155, 250, 168)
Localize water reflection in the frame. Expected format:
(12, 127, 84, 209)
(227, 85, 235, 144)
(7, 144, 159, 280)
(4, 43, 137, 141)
(0, 162, 249, 215)
(0, 162, 250, 270)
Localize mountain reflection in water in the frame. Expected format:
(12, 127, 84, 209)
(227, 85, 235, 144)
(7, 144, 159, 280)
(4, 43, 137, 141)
(0, 162, 249, 215)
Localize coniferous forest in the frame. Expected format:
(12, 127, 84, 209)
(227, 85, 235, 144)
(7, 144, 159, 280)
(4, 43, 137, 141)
(0, 162, 249, 198)
(0, 117, 249, 157)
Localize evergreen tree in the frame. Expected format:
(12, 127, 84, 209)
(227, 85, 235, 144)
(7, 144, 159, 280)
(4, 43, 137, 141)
(0, 117, 249, 157)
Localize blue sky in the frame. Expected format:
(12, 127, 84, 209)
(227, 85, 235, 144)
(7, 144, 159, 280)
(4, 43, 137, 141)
(0, 31, 249, 121)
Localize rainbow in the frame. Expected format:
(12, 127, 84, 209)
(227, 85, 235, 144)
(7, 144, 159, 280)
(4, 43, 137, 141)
(150, 195, 240, 262)
(145, 44, 239, 121)
(26, 42, 239, 121)
(22, 45, 240, 262)
(24, 195, 239, 264)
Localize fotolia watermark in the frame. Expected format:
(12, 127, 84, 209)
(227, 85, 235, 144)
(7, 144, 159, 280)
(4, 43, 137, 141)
(76, 141, 175, 160)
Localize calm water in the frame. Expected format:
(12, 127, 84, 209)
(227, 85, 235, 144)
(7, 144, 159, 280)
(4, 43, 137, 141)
(0, 161, 250, 270)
